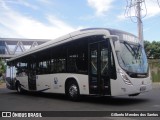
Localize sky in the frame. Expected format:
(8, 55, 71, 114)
(0, 0, 160, 41)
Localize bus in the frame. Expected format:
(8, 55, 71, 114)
(6, 28, 152, 100)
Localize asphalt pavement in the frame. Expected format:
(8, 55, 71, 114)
(0, 83, 160, 120)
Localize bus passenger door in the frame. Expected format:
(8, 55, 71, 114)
(89, 41, 111, 95)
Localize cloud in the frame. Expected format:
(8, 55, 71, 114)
(87, 0, 114, 16)
(17, 0, 39, 10)
(4, 0, 39, 10)
(0, 1, 79, 39)
(38, 0, 53, 5)
(117, 0, 160, 21)
(144, 0, 160, 18)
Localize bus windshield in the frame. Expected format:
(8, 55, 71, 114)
(116, 41, 148, 75)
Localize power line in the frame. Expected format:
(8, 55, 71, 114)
(157, 0, 160, 7)
(124, 0, 147, 23)
(124, 0, 145, 46)
(124, 0, 160, 45)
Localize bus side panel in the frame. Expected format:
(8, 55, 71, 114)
(36, 75, 52, 92)
(36, 73, 89, 95)
(36, 74, 66, 93)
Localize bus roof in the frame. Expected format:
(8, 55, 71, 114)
(7, 28, 136, 62)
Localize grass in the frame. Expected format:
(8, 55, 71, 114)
(148, 59, 160, 82)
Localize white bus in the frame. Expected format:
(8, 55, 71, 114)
(6, 28, 152, 100)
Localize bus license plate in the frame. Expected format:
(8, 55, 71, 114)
(140, 86, 146, 92)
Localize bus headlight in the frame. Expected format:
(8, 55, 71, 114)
(119, 70, 133, 85)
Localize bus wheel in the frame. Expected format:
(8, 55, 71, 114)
(67, 81, 80, 101)
(17, 82, 23, 93)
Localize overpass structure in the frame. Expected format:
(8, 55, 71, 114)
(0, 38, 50, 59)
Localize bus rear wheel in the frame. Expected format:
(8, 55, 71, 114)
(66, 81, 80, 101)
(16, 82, 23, 93)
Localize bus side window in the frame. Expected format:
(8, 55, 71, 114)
(76, 54, 88, 74)
(67, 38, 88, 74)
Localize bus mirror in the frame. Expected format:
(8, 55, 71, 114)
(104, 35, 120, 52)
(114, 40, 121, 52)
(109, 35, 119, 40)
(103, 35, 119, 40)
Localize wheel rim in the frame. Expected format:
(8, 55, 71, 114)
(69, 84, 78, 97)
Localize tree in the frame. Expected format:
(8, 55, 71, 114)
(144, 40, 160, 59)
(0, 59, 6, 78)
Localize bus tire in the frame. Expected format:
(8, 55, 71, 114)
(66, 80, 80, 101)
(16, 82, 23, 94)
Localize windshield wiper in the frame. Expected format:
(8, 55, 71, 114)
(135, 44, 141, 59)
(123, 41, 141, 59)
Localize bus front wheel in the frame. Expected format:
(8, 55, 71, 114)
(66, 81, 80, 101)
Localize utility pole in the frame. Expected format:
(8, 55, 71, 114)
(126, 0, 160, 46)
(136, 0, 144, 46)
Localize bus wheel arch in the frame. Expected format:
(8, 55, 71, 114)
(65, 78, 80, 101)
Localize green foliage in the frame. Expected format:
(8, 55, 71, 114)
(144, 41, 160, 59)
(144, 41, 160, 82)
(149, 59, 160, 82)
(151, 71, 160, 82)
(0, 59, 6, 77)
